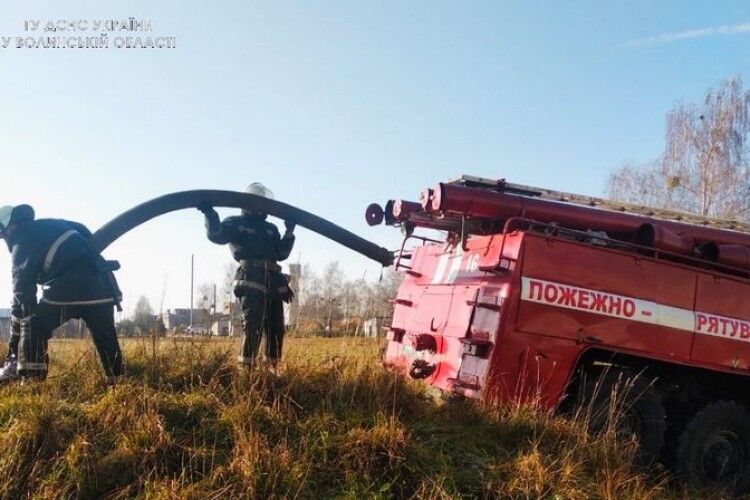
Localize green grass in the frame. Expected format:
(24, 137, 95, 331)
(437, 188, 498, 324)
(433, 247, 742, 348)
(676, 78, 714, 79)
(0, 337, 684, 499)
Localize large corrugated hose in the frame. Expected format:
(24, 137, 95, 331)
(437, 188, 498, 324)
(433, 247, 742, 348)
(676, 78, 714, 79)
(92, 190, 394, 267)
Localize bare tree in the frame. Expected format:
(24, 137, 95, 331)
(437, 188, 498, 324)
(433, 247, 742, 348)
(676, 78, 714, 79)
(606, 160, 670, 208)
(607, 77, 750, 220)
(320, 262, 344, 336)
(221, 263, 236, 304)
(133, 295, 155, 334)
(196, 283, 216, 333)
(197, 283, 215, 312)
(290, 261, 403, 336)
(344, 278, 371, 335)
(294, 264, 320, 329)
(372, 269, 403, 319)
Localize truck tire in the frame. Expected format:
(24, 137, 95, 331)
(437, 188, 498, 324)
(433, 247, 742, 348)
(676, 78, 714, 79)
(676, 401, 750, 494)
(578, 371, 666, 466)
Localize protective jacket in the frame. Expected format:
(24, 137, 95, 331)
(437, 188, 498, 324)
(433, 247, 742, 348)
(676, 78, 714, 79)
(204, 212, 295, 301)
(7, 219, 122, 318)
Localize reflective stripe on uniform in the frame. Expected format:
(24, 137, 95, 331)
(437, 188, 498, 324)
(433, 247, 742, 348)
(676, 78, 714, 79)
(17, 361, 47, 371)
(40, 297, 115, 306)
(43, 230, 77, 273)
(234, 280, 267, 293)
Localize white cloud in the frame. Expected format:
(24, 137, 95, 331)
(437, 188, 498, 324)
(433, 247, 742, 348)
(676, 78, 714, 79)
(628, 22, 750, 47)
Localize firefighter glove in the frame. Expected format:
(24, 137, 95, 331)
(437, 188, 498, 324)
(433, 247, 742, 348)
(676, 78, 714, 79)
(197, 201, 216, 216)
(281, 288, 295, 304)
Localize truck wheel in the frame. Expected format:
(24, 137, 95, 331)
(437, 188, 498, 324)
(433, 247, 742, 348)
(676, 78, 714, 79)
(676, 401, 750, 494)
(579, 372, 666, 466)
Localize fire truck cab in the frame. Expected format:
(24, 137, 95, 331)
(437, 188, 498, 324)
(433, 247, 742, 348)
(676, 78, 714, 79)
(369, 175, 750, 493)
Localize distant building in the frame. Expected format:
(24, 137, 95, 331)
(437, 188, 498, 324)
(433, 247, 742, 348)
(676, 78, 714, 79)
(162, 308, 209, 332)
(185, 325, 210, 336)
(162, 308, 191, 330)
(0, 308, 10, 341)
(362, 317, 388, 338)
(211, 317, 232, 337)
(223, 300, 243, 337)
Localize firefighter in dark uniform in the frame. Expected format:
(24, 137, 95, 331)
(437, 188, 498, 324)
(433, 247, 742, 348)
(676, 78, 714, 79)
(0, 204, 124, 383)
(198, 183, 295, 368)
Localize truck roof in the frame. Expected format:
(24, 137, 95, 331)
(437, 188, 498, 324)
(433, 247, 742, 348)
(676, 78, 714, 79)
(448, 175, 750, 234)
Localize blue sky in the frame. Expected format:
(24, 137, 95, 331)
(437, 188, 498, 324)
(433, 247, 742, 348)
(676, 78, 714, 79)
(1, 1, 749, 314)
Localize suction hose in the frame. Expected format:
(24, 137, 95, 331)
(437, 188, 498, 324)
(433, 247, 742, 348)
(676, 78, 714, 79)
(92, 190, 394, 267)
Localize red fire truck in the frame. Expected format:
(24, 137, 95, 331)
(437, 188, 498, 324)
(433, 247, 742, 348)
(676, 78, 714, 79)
(367, 175, 750, 492)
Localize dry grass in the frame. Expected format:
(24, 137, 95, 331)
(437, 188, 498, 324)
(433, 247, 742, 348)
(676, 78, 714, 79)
(0, 336, 686, 499)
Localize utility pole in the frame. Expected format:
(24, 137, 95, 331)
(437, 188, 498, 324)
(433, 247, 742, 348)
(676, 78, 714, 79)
(189, 254, 194, 332)
(159, 275, 168, 316)
(211, 283, 217, 335)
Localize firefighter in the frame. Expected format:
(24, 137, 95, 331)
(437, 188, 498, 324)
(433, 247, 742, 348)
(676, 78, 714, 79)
(0, 205, 124, 383)
(197, 183, 295, 369)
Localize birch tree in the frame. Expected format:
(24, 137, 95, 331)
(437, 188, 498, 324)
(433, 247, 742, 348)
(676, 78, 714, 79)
(607, 77, 750, 220)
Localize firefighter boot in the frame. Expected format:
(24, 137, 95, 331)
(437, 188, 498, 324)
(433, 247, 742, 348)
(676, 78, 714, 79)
(264, 295, 285, 374)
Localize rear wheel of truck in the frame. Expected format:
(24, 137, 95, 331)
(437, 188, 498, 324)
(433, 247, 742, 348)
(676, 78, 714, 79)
(676, 401, 750, 494)
(576, 370, 666, 466)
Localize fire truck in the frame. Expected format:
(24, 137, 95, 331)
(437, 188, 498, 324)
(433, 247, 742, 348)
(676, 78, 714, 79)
(367, 175, 750, 492)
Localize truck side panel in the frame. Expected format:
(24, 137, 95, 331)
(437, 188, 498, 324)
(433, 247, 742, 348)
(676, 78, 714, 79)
(693, 274, 750, 371)
(517, 236, 696, 361)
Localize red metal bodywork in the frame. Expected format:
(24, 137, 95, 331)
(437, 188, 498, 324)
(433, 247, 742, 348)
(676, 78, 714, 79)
(383, 229, 750, 408)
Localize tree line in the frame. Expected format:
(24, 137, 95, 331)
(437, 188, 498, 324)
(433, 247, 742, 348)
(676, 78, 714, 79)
(115, 262, 402, 337)
(291, 262, 402, 336)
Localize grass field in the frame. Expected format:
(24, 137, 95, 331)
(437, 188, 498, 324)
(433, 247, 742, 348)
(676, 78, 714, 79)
(0, 336, 703, 499)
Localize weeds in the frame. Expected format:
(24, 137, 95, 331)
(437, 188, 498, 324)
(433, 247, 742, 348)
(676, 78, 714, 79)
(0, 337, 677, 498)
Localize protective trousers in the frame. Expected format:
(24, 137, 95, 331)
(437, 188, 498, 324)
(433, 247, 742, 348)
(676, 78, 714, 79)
(238, 289, 285, 366)
(6, 332, 19, 359)
(18, 302, 124, 380)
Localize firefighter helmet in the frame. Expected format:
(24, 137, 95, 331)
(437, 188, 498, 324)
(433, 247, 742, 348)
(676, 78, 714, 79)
(245, 183, 274, 199)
